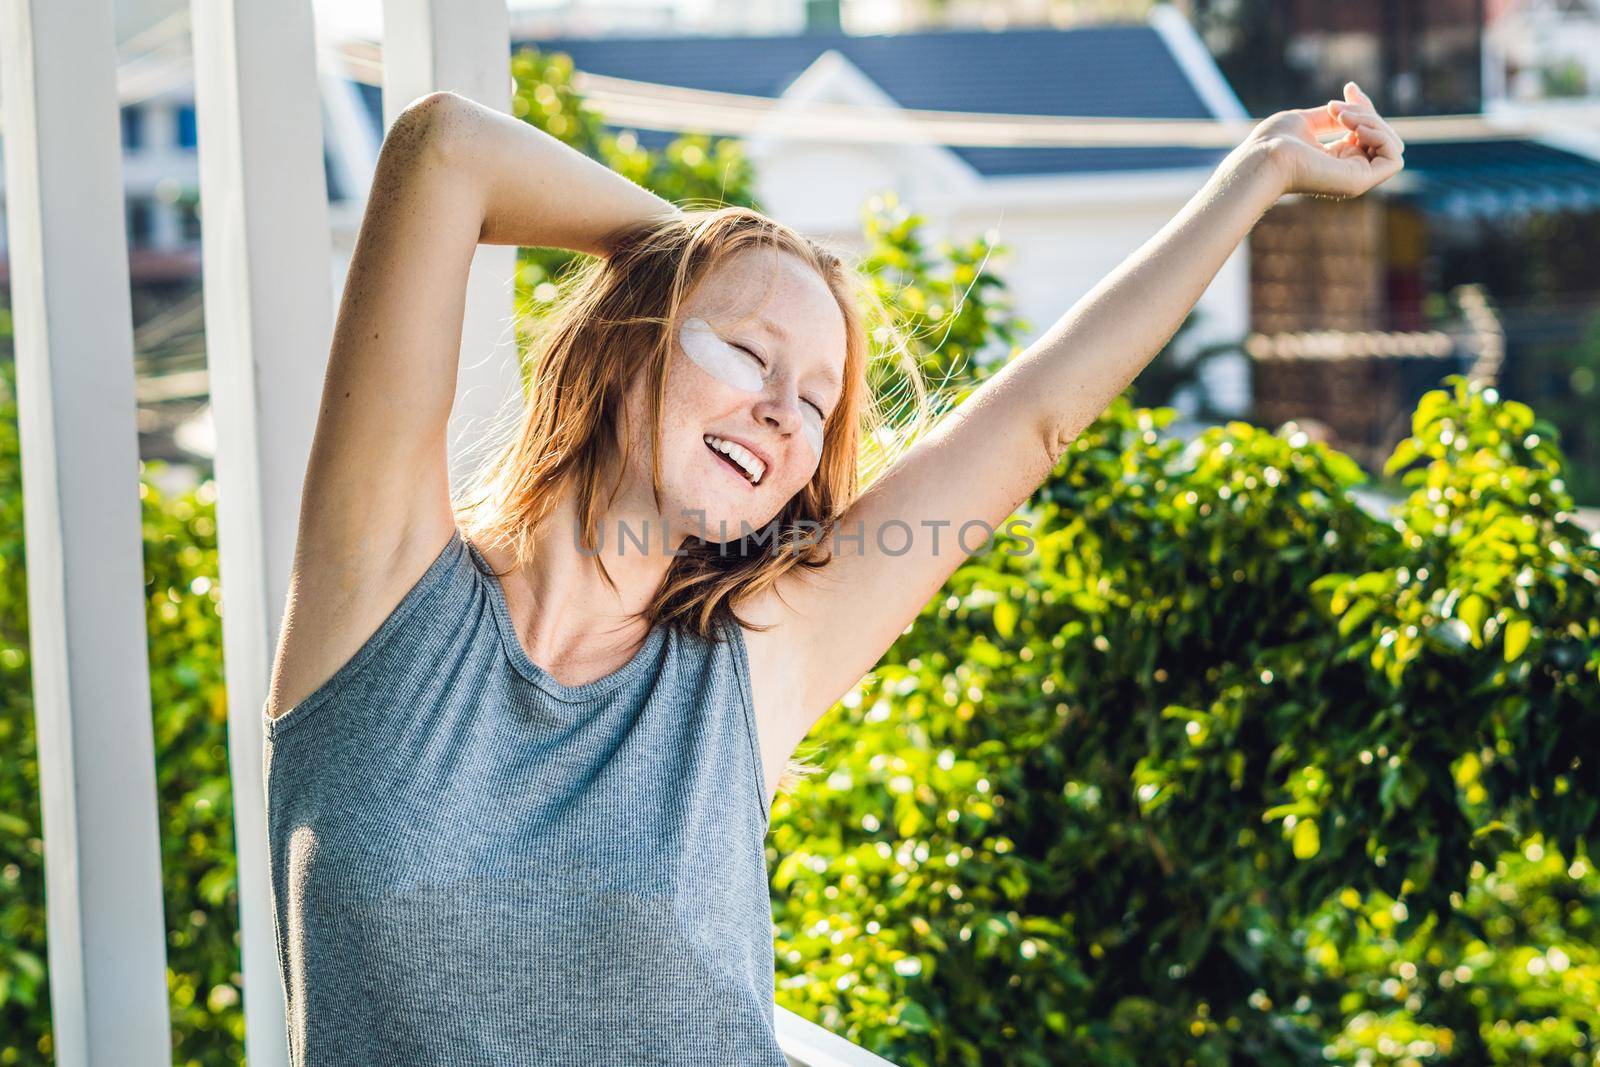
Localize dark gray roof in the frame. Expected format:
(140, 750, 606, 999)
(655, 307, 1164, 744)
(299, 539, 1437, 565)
(518, 26, 1230, 176)
(348, 26, 1233, 177)
(1390, 138, 1600, 219)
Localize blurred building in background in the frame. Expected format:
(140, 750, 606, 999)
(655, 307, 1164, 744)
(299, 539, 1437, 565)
(1485, 0, 1600, 105)
(1177, 0, 1600, 492)
(1185, 0, 1488, 116)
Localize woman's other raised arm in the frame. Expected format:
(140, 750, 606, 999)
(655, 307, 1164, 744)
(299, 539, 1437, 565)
(745, 84, 1405, 756)
(267, 91, 676, 721)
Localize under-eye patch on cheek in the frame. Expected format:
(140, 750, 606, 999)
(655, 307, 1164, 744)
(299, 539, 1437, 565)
(800, 408, 825, 461)
(680, 317, 764, 393)
(682, 315, 827, 465)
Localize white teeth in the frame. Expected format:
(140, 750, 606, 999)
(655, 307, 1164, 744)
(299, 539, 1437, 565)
(703, 434, 765, 485)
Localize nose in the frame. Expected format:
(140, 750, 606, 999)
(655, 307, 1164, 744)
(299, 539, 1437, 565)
(752, 380, 803, 437)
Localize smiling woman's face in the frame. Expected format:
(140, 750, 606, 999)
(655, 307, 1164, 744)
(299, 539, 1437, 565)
(620, 244, 848, 546)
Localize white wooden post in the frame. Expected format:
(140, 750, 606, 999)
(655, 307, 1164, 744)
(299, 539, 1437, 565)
(381, 0, 524, 491)
(186, 1, 331, 1064)
(0, 0, 171, 1063)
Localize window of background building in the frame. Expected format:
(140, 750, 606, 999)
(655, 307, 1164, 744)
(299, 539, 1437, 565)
(121, 105, 144, 152)
(176, 104, 197, 149)
(126, 197, 154, 247)
(177, 198, 201, 242)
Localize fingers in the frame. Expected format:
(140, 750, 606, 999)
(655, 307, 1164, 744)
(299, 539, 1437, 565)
(1365, 148, 1404, 186)
(1287, 81, 1403, 196)
(1345, 119, 1401, 161)
(1330, 135, 1367, 160)
(1330, 101, 1375, 129)
(1329, 97, 1405, 156)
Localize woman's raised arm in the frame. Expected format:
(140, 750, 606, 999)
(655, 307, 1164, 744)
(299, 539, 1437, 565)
(1024, 81, 1404, 457)
(746, 83, 1405, 760)
(267, 91, 676, 721)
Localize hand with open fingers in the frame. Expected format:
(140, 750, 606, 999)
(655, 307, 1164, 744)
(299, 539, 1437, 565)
(1246, 81, 1406, 200)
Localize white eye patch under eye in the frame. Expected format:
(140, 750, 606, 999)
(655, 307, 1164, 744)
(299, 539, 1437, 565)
(800, 407, 824, 460)
(681, 315, 828, 462)
(680, 317, 763, 393)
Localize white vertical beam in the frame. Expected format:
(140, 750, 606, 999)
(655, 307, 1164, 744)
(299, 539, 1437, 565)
(186, 2, 331, 1065)
(381, 0, 523, 490)
(0, 0, 171, 1063)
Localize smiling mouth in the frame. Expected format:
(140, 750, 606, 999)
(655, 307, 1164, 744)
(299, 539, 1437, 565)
(704, 438, 761, 488)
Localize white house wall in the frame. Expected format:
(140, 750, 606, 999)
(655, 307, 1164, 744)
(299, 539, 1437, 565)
(956, 192, 1249, 414)
(756, 143, 905, 235)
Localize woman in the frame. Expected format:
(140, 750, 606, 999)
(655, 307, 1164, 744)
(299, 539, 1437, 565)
(261, 81, 1401, 1063)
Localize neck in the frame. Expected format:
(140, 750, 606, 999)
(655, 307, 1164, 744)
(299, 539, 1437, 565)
(493, 470, 692, 671)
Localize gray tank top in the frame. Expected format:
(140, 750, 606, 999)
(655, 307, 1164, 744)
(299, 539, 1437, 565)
(261, 527, 786, 1065)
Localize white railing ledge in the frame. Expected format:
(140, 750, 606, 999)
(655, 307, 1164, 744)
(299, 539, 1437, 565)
(776, 1005, 901, 1066)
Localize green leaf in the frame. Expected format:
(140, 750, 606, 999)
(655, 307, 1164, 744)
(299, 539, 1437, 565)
(1262, 801, 1315, 822)
(1292, 819, 1321, 860)
(1384, 437, 1421, 476)
(1337, 598, 1378, 638)
(1413, 389, 1449, 435)
(1503, 616, 1532, 662)
(993, 598, 1017, 640)
(1458, 594, 1489, 645)
(898, 1000, 932, 1033)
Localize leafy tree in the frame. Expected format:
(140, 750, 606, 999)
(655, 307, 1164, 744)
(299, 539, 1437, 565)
(854, 190, 1029, 423)
(1503, 304, 1600, 506)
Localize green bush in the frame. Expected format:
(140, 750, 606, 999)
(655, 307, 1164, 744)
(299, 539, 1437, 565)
(0, 346, 242, 1063)
(769, 376, 1600, 1066)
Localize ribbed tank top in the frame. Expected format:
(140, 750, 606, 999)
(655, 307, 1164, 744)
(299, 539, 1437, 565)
(260, 527, 786, 1066)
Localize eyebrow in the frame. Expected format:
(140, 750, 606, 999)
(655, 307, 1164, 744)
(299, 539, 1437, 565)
(760, 316, 843, 401)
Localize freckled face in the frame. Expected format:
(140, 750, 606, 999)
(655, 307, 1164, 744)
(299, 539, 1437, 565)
(678, 318, 827, 459)
(620, 245, 848, 544)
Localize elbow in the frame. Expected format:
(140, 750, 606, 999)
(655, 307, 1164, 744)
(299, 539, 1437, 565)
(385, 90, 470, 169)
(396, 89, 467, 128)
(1037, 408, 1072, 471)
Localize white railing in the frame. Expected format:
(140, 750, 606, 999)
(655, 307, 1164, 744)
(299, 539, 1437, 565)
(777, 1006, 902, 1066)
(0, 1, 900, 1063)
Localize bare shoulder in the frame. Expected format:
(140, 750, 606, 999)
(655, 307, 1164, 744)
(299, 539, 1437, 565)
(263, 512, 459, 723)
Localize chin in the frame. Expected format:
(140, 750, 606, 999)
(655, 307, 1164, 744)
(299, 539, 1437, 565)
(667, 451, 774, 543)
(668, 484, 786, 547)
(682, 501, 769, 546)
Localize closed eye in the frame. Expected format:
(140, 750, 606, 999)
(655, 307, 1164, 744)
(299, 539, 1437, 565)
(735, 342, 828, 422)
